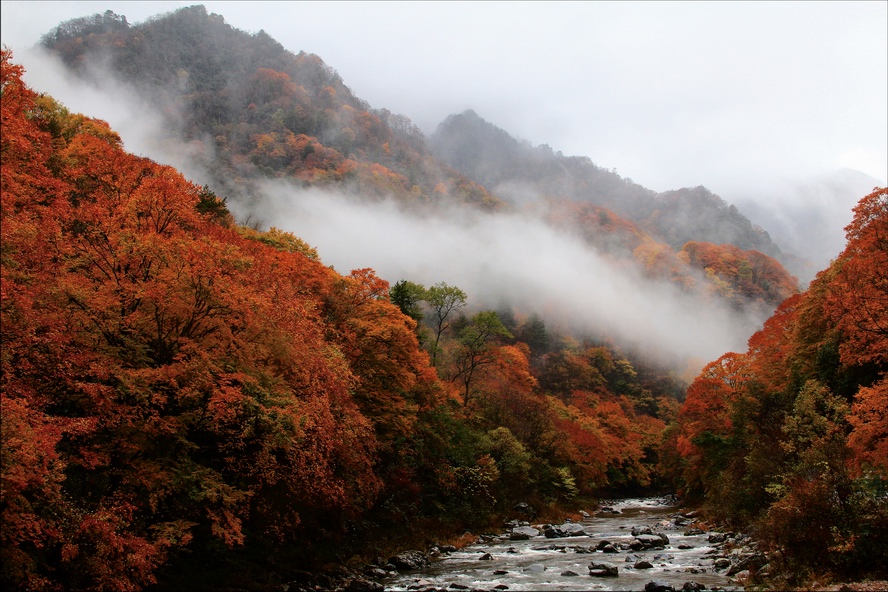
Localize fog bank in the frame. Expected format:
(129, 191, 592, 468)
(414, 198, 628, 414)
(247, 185, 762, 366)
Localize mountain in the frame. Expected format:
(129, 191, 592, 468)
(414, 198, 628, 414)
(37, 5, 799, 323)
(39, 6, 503, 209)
(431, 109, 784, 259)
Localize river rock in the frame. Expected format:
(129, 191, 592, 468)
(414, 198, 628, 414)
(561, 570, 580, 576)
(362, 567, 389, 579)
(632, 526, 654, 536)
(579, 510, 591, 518)
(510, 526, 539, 539)
(645, 581, 675, 592)
(632, 534, 667, 550)
(634, 560, 654, 569)
(479, 553, 493, 561)
(561, 522, 586, 536)
(727, 551, 767, 575)
(543, 522, 585, 538)
(589, 562, 619, 577)
(708, 532, 728, 544)
(713, 557, 731, 570)
(493, 570, 508, 575)
(388, 550, 430, 571)
(448, 584, 470, 590)
(543, 524, 562, 538)
(598, 506, 622, 515)
(682, 582, 705, 591)
(683, 528, 704, 536)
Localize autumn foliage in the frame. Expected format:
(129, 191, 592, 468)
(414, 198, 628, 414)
(668, 187, 888, 581)
(1, 51, 686, 590)
(0, 50, 432, 589)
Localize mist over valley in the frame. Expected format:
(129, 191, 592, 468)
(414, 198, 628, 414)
(1, 4, 886, 591)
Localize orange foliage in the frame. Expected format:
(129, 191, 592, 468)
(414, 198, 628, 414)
(826, 187, 888, 367)
(0, 51, 440, 589)
(682, 241, 798, 305)
(847, 377, 888, 476)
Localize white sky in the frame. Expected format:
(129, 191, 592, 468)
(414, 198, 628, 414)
(1, 1, 885, 194)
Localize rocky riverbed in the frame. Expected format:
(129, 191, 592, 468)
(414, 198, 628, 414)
(373, 497, 767, 592)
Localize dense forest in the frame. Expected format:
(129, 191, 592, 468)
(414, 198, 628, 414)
(1, 5, 886, 591)
(663, 185, 888, 586)
(3, 49, 676, 590)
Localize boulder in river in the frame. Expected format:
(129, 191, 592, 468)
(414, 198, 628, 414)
(509, 526, 539, 540)
(708, 532, 728, 544)
(561, 522, 586, 536)
(632, 534, 667, 550)
(543, 522, 586, 538)
(713, 557, 731, 570)
(388, 550, 430, 571)
(362, 567, 388, 579)
(589, 561, 619, 577)
(634, 560, 654, 569)
(479, 553, 493, 561)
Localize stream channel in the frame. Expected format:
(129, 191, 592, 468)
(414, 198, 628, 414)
(384, 497, 745, 592)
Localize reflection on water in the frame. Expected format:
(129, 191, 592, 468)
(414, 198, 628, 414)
(385, 498, 744, 591)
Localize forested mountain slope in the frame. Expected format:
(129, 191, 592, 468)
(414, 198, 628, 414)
(664, 187, 888, 585)
(432, 109, 783, 259)
(2, 50, 679, 590)
(40, 6, 502, 209)
(37, 5, 799, 321)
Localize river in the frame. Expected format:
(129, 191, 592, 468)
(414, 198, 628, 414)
(384, 497, 746, 591)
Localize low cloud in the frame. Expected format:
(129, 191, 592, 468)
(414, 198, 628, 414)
(14, 46, 213, 186)
(250, 184, 763, 366)
(12, 46, 777, 370)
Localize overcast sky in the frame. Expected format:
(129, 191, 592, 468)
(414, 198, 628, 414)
(2, 0, 885, 196)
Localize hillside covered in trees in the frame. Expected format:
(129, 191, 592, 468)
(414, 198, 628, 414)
(36, 5, 799, 322)
(2, 4, 885, 591)
(3, 49, 679, 590)
(664, 187, 888, 585)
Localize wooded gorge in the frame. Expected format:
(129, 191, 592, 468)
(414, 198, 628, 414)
(1, 5, 886, 591)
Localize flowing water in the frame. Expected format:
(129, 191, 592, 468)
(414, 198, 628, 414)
(385, 497, 744, 591)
